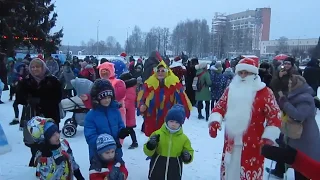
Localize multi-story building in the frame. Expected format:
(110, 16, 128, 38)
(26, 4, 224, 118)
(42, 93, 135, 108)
(212, 8, 271, 58)
(260, 38, 319, 55)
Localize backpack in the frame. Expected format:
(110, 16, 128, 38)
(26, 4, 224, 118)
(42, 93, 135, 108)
(192, 71, 206, 91)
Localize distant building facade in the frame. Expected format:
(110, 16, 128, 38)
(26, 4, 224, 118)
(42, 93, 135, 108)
(260, 38, 319, 55)
(212, 8, 271, 57)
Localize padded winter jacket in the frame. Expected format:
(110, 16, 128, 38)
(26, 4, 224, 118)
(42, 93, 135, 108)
(89, 155, 128, 180)
(124, 86, 136, 127)
(143, 124, 194, 180)
(34, 139, 80, 180)
(84, 102, 125, 159)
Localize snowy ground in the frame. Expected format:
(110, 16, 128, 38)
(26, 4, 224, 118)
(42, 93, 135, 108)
(1, 90, 317, 180)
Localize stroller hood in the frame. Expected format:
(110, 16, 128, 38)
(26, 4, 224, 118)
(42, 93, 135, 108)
(71, 77, 93, 96)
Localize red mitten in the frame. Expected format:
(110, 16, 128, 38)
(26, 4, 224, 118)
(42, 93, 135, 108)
(209, 122, 221, 138)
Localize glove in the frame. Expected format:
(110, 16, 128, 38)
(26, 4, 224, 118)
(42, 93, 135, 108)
(261, 145, 297, 165)
(118, 128, 130, 139)
(73, 169, 85, 180)
(181, 150, 191, 163)
(146, 134, 160, 150)
(108, 165, 121, 180)
(209, 121, 221, 138)
(27, 97, 40, 107)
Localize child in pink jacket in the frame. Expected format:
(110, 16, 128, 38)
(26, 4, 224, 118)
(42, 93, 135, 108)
(120, 72, 138, 149)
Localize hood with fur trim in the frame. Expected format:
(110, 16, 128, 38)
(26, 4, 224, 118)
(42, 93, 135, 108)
(98, 62, 115, 78)
(119, 72, 137, 88)
(195, 62, 208, 70)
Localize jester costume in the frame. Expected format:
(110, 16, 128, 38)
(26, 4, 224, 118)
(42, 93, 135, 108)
(137, 60, 192, 137)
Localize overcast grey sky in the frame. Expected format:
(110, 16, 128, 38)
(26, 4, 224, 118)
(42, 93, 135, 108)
(52, 0, 320, 46)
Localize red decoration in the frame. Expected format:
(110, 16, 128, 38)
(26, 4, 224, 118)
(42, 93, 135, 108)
(1, 35, 54, 43)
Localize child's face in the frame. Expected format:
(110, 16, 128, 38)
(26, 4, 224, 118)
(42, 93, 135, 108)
(100, 69, 110, 79)
(49, 132, 60, 145)
(100, 96, 112, 107)
(167, 120, 181, 130)
(101, 149, 115, 161)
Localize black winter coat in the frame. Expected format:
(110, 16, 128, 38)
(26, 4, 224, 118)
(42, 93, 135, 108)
(16, 74, 62, 123)
(0, 60, 8, 90)
(142, 52, 160, 82)
(258, 69, 272, 88)
(303, 60, 320, 94)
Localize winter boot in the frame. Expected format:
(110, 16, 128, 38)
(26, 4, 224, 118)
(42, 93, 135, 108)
(0, 100, 3, 104)
(9, 118, 19, 125)
(128, 142, 138, 149)
(265, 167, 284, 179)
(128, 128, 138, 149)
(197, 107, 204, 119)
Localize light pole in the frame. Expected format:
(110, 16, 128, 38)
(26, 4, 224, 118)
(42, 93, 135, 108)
(126, 27, 130, 53)
(96, 20, 100, 56)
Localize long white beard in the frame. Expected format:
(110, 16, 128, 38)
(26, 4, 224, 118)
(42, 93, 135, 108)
(225, 75, 260, 137)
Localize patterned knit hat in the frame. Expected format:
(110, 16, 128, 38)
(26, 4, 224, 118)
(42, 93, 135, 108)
(96, 134, 117, 155)
(90, 79, 115, 108)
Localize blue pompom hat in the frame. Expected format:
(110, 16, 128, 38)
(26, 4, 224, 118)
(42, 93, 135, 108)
(165, 104, 186, 125)
(96, 134, 117, 155)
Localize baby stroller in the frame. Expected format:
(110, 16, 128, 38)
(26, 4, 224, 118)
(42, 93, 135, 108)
(61, 78, 93, 137)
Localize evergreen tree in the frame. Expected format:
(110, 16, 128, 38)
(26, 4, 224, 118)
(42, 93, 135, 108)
(0, 0, 63, 55)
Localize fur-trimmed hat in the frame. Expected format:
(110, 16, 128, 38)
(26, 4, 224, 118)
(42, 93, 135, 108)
(119, 72, 137, 89)
(235, 58, 259, 74)
(195, 62, 208, 70)
(90, 79, 115, 108)
(283, 57, 295, 66)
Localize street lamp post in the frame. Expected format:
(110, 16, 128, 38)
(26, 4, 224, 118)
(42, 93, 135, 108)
(126, 27, 130, 53)
(97, 20, 100, 56)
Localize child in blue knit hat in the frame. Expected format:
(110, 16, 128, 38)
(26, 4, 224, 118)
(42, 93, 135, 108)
(27, 116, 84, 180)
(143, 104, 194, 180)
(89, 134, 128, 180)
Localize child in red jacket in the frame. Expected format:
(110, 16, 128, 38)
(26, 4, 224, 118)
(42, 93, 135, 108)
(262, 144, 320, 180)
(89, 134, 128, 180)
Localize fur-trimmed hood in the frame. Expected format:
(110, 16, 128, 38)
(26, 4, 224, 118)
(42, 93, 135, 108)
(195, 62, 207, 70)
(119, 72, 137, 88)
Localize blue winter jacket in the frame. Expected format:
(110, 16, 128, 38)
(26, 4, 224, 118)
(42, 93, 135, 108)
(84, 101, 125, 160)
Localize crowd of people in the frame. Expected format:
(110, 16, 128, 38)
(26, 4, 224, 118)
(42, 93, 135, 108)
(1, 50, 320, 180)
